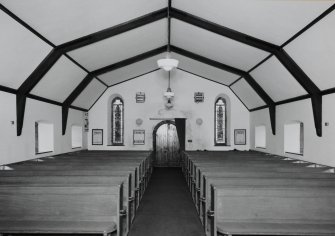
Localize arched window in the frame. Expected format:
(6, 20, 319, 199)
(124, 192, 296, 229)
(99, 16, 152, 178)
(215, 97, 227, 145)
(111, 97, 124, 145)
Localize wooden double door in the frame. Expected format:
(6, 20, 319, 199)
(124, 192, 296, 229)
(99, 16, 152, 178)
(154, 122, 180, 167)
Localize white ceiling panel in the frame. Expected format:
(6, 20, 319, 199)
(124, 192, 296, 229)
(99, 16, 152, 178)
(285, 11, 335, 91)
(69, 20, 167, 71)
(31, 56, 88, 102)
(100, 53, 165, 86)
(251, 56, 307, 102)
(0, 0, 167, 45)
(171, 19, 269, 71)
(171, 53, 239, 85)
(0, 10, 52, 89)
(174, 0, 334, 45)
(231, 79, 266, 109)
(72, 79, 106, 109)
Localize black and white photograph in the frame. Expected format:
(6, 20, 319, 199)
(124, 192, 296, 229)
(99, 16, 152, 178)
(92, 129, 103, 145)
(234, 129, 246, 145)
(0, 0, 334, 236)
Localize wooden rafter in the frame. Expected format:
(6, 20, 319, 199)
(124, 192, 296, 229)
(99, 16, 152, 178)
(61, 46, 168, 135)
(171, 46, 276, 134)
(170, 7, 331, 136)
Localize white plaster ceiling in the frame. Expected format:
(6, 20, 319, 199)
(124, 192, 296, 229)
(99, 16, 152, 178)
(72, 79, 106, 109)
(171, 53, 239, 86)
(285, 11, 335, 91)
(231, 79, 266, 109)
(250, 56, 308, 102)
(0, 1, 334, 111)
(173, 0, 334, 45)
(171, 19, 269, 71)
(68, 20, 167, 71)
(31, 56, 88, 102)
(0, 10, 52, 89)
(0, 0, 166, 45)
(100, 54, 166, 86)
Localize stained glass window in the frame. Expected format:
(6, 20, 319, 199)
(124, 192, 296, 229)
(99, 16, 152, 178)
(112, 97, 124, 145)
(215, 98, 226, 145)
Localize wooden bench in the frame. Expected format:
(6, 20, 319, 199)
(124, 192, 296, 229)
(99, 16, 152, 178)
(199, 176, 335, 231)
(0, 174, 134, 233)
(0, 184, 125, 236)
(189, 164, 331, 205)
(9, 161, 147, 200)
(208, 185, 335, 236)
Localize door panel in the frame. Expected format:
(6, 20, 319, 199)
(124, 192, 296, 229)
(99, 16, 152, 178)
(155, 123, 180, 167)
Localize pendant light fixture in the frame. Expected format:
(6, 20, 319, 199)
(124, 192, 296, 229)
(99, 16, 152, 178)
(157, 0, 179, 71)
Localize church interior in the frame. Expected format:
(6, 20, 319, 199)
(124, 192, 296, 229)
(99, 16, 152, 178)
(0, 0, 335, 235)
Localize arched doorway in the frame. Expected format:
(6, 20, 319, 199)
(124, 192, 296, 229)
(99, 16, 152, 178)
(153, 120, 180, 167)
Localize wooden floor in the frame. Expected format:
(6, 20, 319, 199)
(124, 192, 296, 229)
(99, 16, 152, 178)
(128, 168, 205, 236)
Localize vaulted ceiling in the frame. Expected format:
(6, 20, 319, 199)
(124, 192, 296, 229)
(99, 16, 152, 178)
(0, 0, 334, 137)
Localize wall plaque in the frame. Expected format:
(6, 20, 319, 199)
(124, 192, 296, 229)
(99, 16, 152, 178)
(234, 129, 246, 145)
(92, 129, 103, 145)
(136, 92, 145, 103)
(194, 92, 204, 103)
(133, 130, 145, 145)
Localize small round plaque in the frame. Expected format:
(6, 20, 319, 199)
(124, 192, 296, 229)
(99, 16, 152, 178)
(136, 118, 143, 126)
(196, 118, 203, 125)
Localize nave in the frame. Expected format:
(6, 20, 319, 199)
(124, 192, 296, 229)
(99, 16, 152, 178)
(128, 168, 204, 236)
(1, 150, 335, 236)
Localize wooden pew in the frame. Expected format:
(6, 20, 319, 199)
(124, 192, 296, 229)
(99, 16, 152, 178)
(200, 176, 335, 231)
(189, 164, 331, 206)
(0, 174, 133, 233)
(0, 184, 125, 236)
(0, 169, 140, 223)
(10, 158, 149, 199)
(208, 185, 335, 236)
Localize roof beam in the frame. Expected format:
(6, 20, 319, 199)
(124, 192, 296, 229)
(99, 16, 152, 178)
(6, 7, 166, 136)
(275, 49, 322, 136)
(61, 46, 167, 135)
(170, 7, 324, 136)
(170, 8, 279, 53)
(57, 8, 167, 52)
(171, 45, 276, 134)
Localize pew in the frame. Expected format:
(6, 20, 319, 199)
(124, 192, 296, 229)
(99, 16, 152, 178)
(200, 176, 335, 231)
(0, 184, 125, 236)
(9, 158, 149, 199)
(189, 164, 331, 205)
(0, 150, 154, 236)
(209, 185, 335, 236)
(0, 174, 134, 232)
(182, 151, 335, 236)
(0, 169, 141, 219)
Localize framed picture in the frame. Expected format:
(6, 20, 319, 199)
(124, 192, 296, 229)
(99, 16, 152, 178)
(234, 129, 246, 145)
(194, 92, 204, 103)
(136, 92, 145, 103)
(133, 130, 145, 145)
(92, 129, 103, 145)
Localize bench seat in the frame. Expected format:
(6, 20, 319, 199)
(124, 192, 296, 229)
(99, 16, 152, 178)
(0, 220, 116, 235)
(217, 220, 335, 236)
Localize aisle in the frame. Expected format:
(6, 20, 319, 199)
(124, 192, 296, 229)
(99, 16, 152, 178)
(128, 168, 205, 236)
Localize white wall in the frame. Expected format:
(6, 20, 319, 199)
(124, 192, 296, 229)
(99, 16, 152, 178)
(0, 91, 87, 165)
(88, 69, 250, 151)
(250, 94, 335, 167)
